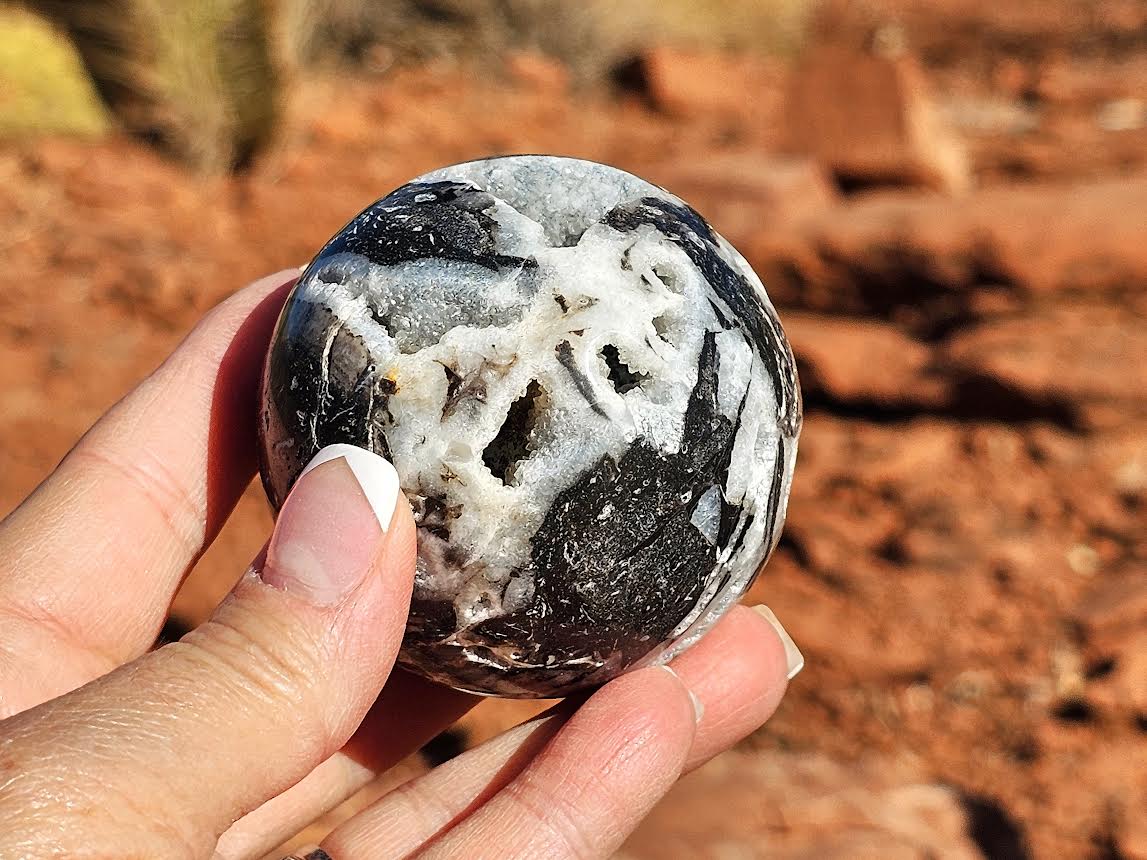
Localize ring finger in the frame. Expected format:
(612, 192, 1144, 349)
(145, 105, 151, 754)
(319, 604, 798, 859)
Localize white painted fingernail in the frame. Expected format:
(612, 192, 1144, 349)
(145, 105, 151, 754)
(751, 605, 804, 680)
(661, 665, 704, 723)
(265, 444, 400, 606)
(299, 443, 399, 529)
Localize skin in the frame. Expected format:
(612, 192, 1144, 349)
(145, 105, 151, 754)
(0, 270, 793, 859)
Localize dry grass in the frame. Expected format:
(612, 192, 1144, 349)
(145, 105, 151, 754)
(275, 0, 627, 79)
(625, 0, 816, 55)
(5, 0, 817, 167)
(0, 4, 109, 137)
(280, 0, 817, 79)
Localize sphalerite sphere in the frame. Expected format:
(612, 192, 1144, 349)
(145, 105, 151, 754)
(259, 156, 801, 698)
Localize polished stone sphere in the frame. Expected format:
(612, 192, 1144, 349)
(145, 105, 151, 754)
(258, 156, 801, 697)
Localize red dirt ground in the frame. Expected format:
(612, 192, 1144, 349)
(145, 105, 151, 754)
(1, 5, 1145, 856)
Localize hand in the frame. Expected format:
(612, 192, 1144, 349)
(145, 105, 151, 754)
(0, 270, 803, 859)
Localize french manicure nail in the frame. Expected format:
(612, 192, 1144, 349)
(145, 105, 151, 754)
(264, 444, 400, 606)
(297, 443, 399, 529)
(661, 665, 705, 723)
(751, 605, 805, 680)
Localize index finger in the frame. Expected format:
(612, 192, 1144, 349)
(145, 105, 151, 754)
(0, 269, 297, 714)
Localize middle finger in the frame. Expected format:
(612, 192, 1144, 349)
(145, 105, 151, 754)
(0, 272, 295, 714)
(321, 605, 794, 859)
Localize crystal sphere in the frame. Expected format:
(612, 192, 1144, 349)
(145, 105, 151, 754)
(258, 156, 801, 697)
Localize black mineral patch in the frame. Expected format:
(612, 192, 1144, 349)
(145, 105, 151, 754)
(430, 332, 741, 686)
(482, 380, 544, 484)
(320, 181, 532, 271)
(260, 303, 393, 508)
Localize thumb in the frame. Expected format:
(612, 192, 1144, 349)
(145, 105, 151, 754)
(0, 444, 414, 859)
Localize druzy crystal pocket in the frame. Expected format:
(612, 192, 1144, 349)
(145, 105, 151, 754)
(259, 156, 801, 697)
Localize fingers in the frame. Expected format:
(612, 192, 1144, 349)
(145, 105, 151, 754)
(323, 705, 573, 860)
(323, 604, 796, 860)
(215, 672, 477, 860)
(0, 270, 298, 714)
(672, 604, 799, 771)
(0, 446, 414, 859)
(417, 665, 699, 860)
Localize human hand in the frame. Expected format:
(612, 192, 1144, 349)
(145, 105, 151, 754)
(0, 270, 803, 859)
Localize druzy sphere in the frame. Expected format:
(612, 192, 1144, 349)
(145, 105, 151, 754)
(258, 156, 801, 698)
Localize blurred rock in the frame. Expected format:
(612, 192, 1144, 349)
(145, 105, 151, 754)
(1112, 630, 1147, 717)
(940, 96, 1041, 136)
(746, 175, 1147, 317)
(1097, 98, 1147, 132)
(785, 314, 948, 407)
(621, 46, 782, 121)
(647, 154, 835, 236)
(1121, 807, 1147, 860)
(784, 46, 971, 194)
(943, 306, 1147, 425)
(506, 51, 569, 93)
(620, 751, 983, 859)
(1075, 573, 1147, 636)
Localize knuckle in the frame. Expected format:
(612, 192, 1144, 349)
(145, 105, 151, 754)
(66, 443, 204, 556)
(168, 612, 331, 752)
(501, 776, 598, 860)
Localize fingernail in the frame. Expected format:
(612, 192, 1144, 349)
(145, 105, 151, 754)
(661, 665, 704, 723)
(297, 443, 399, 529)
(264, 444, 400, 606)
(751, 605, 805, 680)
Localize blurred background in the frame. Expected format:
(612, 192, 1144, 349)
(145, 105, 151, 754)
(1, 0, 1145, 856)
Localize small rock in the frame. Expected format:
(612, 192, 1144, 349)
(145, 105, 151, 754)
(1097, 97, 1146, 132)
(1066, 544, 1101, 576)
(626, 46, 782, 120)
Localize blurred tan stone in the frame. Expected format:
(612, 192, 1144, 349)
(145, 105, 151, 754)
(621, 751, 982, 859)
(506, 51, 570, 93)
(785, 46, 971, 194)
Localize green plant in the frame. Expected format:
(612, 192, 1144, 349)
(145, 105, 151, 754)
(31, 0, 278, 171)
(0, 4, 109, 137)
